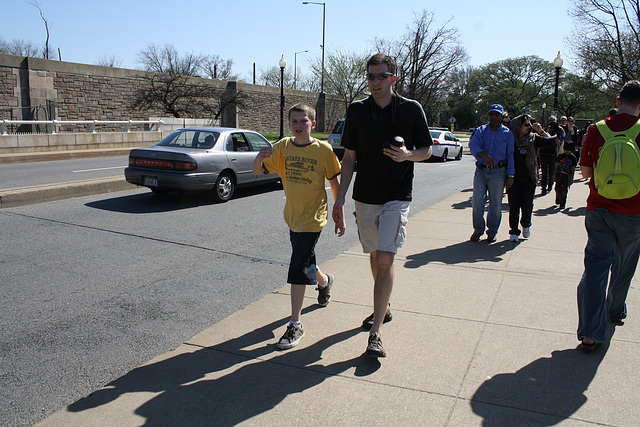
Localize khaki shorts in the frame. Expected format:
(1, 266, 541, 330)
(354, 200, 410, 254)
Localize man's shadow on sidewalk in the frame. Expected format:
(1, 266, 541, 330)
(471, 326, 616, 425)
(68, 306, 378, 426)
(405, 240, 515, 268)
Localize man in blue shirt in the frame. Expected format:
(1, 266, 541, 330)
(469, 104, 515, 242)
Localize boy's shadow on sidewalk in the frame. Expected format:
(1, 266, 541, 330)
(471, 327, 616, 425)
(405, 240, 514, 268)
(68, 306, 377, 426)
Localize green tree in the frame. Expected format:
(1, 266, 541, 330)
(446, 66, 481, 129)
(468, 56, 554, 118)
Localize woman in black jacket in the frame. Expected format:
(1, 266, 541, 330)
(507, 115, 560, 242)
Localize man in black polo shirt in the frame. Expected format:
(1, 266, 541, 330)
(332, 53, 433, 358)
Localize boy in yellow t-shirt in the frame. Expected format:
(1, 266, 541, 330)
(253, 103, 343, 350)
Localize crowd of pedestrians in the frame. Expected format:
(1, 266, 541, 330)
(470, 81, 640, 352)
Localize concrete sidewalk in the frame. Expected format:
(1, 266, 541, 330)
(36, 180, 640, 426)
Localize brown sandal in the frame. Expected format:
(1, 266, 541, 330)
(581, 339, 601, 352)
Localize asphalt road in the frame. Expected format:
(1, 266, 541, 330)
(0, 156, 129, 191)
(1, 154, 476, 426)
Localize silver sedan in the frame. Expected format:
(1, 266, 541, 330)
(125, 127, 280, 202)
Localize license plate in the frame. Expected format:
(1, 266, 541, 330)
(143, 176, 158, 187)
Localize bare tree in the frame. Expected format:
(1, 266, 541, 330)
(201, 55, 240, 81)
(258, 66, 294, 88)
(569, 0, 640, 93)
(375, 10, 468, 123)
(97, 54, 123, 68)
(29, 1, 53, 59)
(136, 44, 204, 76)
(133, 44, 245, 119)
(0, 37, 41, 57)
(309, 49, 369, 112)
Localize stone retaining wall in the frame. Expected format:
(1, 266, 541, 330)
(0, 53, 345, 140)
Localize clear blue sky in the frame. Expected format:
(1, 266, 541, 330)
(2, 0, 575, 80)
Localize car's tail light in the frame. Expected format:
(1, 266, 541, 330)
(129, 157, 197, 171)
(432, 139, 440, 145)
(174, 161, 197, 171)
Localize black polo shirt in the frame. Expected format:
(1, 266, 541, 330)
(341, 93, 432, 204)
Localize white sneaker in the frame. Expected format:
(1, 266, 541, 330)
(523, 227, 530, 238)
(510, 234, 519, 242)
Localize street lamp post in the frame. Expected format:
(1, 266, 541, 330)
(279, 55, 286, 140)
(552, 51, 563, 117)
(542, 103, 546, 127)
(302, 2, 325, 94)
(294, 50, 308, 90)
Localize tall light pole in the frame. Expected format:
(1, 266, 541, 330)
(542, 102, 546, 128)
(302, 2, 325, 94)
(279, 55, 287, 140)
(552, 51, 563, 117)
(294, 50, 308, 89)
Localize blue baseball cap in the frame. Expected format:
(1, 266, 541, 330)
(489, 104, 504, 115)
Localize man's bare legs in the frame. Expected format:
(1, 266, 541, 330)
(369, 250, 394, 334)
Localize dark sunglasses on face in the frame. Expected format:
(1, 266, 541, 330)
(366, 72, 393, 81)
(523, 122, 532, 127)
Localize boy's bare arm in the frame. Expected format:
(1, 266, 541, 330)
(252, 146, 273, 175)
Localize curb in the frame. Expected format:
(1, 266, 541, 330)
(0, 177, 134, 208)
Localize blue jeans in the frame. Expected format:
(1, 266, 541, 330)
(577, 208, 640, 343)
(472, 166, 506, 234)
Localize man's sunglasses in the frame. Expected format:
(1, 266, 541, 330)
(366, 72, 393, 81)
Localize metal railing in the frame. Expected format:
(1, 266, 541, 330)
(0, 119, 165, 135)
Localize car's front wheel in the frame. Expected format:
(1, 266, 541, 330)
(213, 171, 235, 202)
(455, 147, 463, 160)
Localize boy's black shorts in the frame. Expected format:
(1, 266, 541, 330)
(288, 230, 321, 285)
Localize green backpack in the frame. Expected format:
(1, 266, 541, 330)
(594, 119, 640, 199)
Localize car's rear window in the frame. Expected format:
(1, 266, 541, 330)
(157, 130, 220, 149)
(332, 120, 345, 134)
(429, 130, 441, 138)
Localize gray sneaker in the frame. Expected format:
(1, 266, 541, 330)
(277, 323, 304, 349)
(316, 273, 333, 306)
(365, 333, 386, 358)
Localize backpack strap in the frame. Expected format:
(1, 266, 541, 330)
(596, 119, 640, 141)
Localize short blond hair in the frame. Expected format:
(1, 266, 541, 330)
(288, 103, 316, 121)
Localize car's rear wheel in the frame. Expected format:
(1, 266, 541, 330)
(441, 148, 448, 162)
(213, 171, 235, 202)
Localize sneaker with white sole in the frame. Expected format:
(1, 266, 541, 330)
(277, 323, 304, 349)
(510, 234, 519, 242)
(316, 273, 333, 306)
(523, 227, 530, 238)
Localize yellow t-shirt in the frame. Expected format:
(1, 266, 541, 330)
(263, 137, 341, 232)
